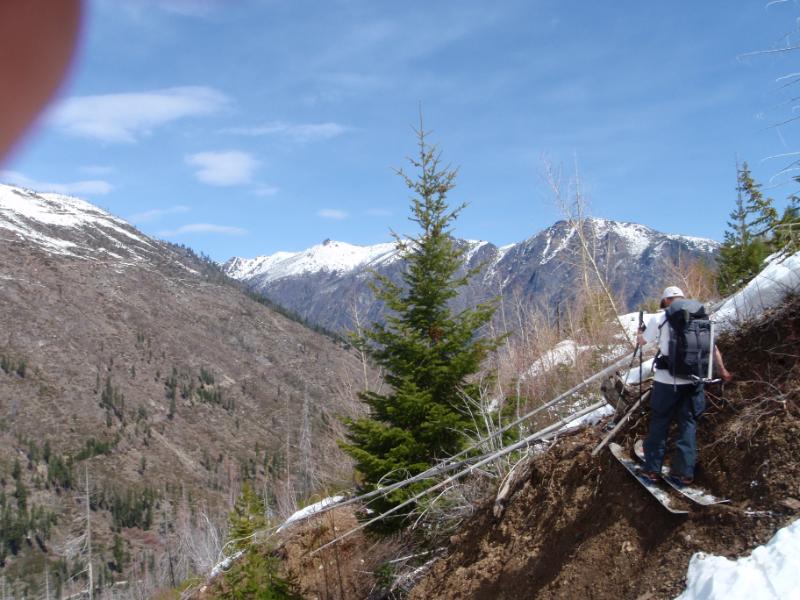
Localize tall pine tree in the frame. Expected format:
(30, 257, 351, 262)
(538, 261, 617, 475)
(340, 127, 500, 532)
(717, 161, 776, 295)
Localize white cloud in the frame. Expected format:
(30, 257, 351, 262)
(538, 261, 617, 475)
(252, 186, 280, 197)
(49, 86, 229, 143)
(185, 151, 259, 186)
(127, 205, 190, 224)
(222, 121, 350, 143)
(157, 223, 247, 237)
(317, 209, 348, 220)
(1, 170, 113, 195)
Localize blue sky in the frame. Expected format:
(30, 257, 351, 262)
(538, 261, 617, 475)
(3, 0, 800, 261)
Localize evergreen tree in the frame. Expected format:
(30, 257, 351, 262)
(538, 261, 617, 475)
(775, 192, 800, 250)
(339, 127, 500, 532)
(717, 162, 776, 295)
(741, 164, 778, 237)
(111, 533, 127, 573)
(228, 481, 266, 551)
(224, 551, 301, 600)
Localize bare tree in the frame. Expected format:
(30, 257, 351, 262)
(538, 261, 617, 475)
(298, 384, 316, 498)
(349, 296, 372, 392)
(58, 465, 96, 599)
(542, 159, 634, 348)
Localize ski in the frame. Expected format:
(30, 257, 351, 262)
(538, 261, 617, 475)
(609, 442, 689, 515)
(633, 439, 729, 506)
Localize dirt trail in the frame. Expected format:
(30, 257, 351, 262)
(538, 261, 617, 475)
(409, 295, 800, 600)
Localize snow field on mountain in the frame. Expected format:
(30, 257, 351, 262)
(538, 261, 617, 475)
(226, 239, 399, 282)
(0, 184, 151, 257)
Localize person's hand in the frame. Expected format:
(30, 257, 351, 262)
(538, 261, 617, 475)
(720, 369, 733, 383)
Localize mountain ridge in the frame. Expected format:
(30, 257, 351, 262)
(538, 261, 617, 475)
(224, 218, 717, 283)
(223, 217, 720, 333)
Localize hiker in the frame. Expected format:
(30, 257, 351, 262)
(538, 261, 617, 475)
(636, 286, 732, 485)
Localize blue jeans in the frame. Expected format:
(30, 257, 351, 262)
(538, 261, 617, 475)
(644, 381, 705, 479)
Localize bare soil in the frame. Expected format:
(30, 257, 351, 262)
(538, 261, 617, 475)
(193, 505, 401, 600)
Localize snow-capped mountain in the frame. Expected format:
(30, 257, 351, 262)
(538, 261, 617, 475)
(0, 183, 162, 263)
(224, 239, 398, 282)
(224, 218, 720, 333)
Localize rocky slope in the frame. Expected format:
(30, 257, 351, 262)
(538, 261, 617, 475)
(0, 184, 363, 596)
(224, 219, 718, 333)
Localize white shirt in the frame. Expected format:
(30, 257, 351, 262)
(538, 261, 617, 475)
(642, 312, 694, 385)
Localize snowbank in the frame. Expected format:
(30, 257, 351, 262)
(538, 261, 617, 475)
(209, 550, 244, 578)
(676, 518, 800, 600)
(524, 340, 589, 379)
(557, 403, 614, 432)
(277, 495, 344, 532)
(617, 310, 660, 341)
(714, 251, 800, 328)
(622, 357, 654, 386)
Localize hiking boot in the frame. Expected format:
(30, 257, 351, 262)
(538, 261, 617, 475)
(667, 474, 693, 488)
(638, 469, 660, 484)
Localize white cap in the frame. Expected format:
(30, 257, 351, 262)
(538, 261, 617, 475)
(662, 286, 684, 299)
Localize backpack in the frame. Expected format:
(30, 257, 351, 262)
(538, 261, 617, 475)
(655, 299, 712, 379)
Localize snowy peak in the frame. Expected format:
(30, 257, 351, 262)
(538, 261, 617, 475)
(226, 238, 495, 283)
(225, 219, 720, 333)
(526, 217, 717, 265)
(0, 183, 154, 261)
(224, 239, 400, 283)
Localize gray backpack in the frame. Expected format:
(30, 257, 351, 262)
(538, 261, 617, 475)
(656, 299, 711, 379)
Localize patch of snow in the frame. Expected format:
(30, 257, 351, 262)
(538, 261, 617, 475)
(277, 495, 344, 532)
(622, 358, 655, 386)
(538, 232, 553, 264)
(524, 340, 590, 379)
(676, 518, 800, 600)
(227, 240, 398, 283)
(496, 242, 516, 261)
(617, 310, 661, 341)
(713, 250, 800, 328)
(557, 403, 614, 432)
(610, 222, 653, 257)
(540, 227, 576, 265)
(463, 240, 489, 264)
(0, 184, 152, 256)
(666, 233, 719, 254)
(0, 216, 78, 256)
(209, 550, 244, 578)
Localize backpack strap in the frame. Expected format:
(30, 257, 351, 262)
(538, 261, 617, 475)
(653, 314, 671, 376)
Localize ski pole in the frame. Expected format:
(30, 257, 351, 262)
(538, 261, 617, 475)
(707, 320, 715, 382)
(638, 310, 644, 401)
